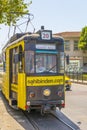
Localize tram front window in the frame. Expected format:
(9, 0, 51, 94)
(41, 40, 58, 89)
(25, 51, 65, 74)
(35, 54, 57, 73)
(25, 51, 57, 74)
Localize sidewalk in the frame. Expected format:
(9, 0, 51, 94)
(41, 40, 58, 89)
(0, 91, 34, 130)
(0, 92, 25, 130)
(71, 79, 87, 85)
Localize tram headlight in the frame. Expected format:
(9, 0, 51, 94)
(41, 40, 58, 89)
(29, 91, 35, 98)
(43, 89, 51, 96)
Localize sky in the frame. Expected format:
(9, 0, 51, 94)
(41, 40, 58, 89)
(0, 0, 87, 52)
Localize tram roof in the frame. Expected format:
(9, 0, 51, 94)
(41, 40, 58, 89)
(2, 32, 64, 51)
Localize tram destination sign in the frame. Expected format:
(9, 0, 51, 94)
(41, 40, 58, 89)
(36, 44, 56, 50)
(40, 30, 52, 40)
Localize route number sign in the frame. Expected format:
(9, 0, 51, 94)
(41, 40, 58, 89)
(41, 31, 52, 40)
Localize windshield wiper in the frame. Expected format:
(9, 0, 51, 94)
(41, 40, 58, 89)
(47, 65, 56, 72)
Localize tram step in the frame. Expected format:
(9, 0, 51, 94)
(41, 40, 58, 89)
(9, 98, 17, 106)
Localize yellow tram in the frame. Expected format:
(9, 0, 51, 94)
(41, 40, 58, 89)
(2, 27, 65, 114)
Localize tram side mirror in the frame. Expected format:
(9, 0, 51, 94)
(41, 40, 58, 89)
(66, 55, 69, 65)
(14, 54, 19, 63)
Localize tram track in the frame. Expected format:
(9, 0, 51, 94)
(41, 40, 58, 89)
(1, 89, 78, 130)
(0, 90, 81, 130)
(23, 111, 40, 130)
(50, 110, 80, 130)
(23, 110, 80, 130)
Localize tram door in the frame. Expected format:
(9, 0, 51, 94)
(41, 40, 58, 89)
(9, 47, 19, 100)
(9, 45, 23, 100)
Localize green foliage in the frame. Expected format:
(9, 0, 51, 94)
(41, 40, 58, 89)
(78, 26, 87, 50)
(0, 0, 32, 26)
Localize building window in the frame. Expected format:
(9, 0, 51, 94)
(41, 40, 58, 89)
(64, 40, 70, 51)
(74, 40, 78, 51)
(83, 56, 87, 65)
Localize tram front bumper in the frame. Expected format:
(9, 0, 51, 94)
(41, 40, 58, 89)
(26, 100, 65, 111)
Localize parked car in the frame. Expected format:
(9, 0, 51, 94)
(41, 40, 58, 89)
(65, 76, 71, 90)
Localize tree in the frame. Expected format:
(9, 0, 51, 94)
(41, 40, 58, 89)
(0, 0, 32, 26)
(78, 26, 87, 50)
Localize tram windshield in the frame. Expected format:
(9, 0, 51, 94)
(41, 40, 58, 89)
(25, 51, 64, 74)
(35, 53, 57, 73)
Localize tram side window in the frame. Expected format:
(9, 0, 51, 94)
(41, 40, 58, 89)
(25, 51, 34, 73)
(2, 53, 6, 72)
(59, 52, 65, 73)
(12, 47, 19, 83)
(19, 45, 23, 72)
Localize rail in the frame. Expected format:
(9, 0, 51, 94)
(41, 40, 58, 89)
(51, 110, 80, 130)
(23, 110, 80, 130)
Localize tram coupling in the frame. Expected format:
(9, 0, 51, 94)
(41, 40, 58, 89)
(41, 104, 56, 115)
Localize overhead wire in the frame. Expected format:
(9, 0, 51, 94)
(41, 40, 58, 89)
(7, 12, 35, 38)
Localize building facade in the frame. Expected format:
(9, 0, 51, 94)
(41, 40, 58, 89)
(55, 32, 87, 72)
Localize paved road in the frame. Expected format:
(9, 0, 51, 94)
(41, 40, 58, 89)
(62, 83, 87, 130)
(0, 82, 86, 130)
